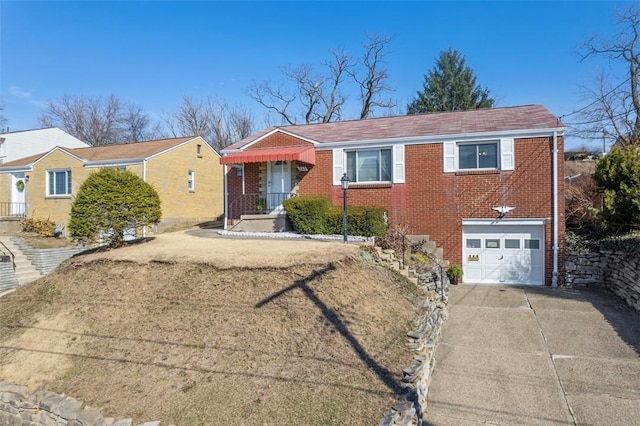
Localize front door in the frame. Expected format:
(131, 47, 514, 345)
(267, 161, 291, 210)
(10, 173, 26, 216)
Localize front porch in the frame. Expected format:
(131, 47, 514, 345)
(221, 144, 316, 230)
(0, 202, 27, 234)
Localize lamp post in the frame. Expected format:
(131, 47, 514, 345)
(340, 173, 350, 243)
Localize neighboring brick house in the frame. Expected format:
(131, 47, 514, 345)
(220, 105, 566, 286)
(0, 127, 89, 217)
(0, 136, 223, 234)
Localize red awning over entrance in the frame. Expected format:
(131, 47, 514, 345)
(220, 145, 316, 165)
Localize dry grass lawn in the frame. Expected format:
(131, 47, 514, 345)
(0, 231, 422, 425)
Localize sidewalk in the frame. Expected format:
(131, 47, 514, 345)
(424, 285, 640, 426)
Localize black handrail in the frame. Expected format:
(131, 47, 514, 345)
(0, 240, 16, 271)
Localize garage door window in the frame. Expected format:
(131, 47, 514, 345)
(505, 239, 520, 249)
(485, 239, 500, 248)
(466, 239, 481, 248)
(525, 239, 540, 249)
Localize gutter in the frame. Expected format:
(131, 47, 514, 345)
(552, 131, 559, 288)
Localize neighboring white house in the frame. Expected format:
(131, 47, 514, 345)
(0, 128, 89, 216)
(0, 127, 89, 164)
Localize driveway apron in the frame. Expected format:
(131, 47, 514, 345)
(424, 285, 640, 426)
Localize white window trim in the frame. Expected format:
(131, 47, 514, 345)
(46, 169, 72, 197)
(443, 138, 514, 173)
(333, 145, 405, 185)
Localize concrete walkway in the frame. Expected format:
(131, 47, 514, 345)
(424, 285, 640, 426)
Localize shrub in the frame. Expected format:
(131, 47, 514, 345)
(282, 195, 332, 234)
(594, 145, 640, 229)
(69, 168, 161, 247)
(325, 206, 388, 237)
(20, 217, 56, 237)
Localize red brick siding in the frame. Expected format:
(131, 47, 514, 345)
(249, 133, 313, 149)
(227, 135, 565, 285)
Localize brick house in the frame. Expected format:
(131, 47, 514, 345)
(0, 136, 223, 234)
(220, 105, 566, 286)
(0, 127, 89, 217)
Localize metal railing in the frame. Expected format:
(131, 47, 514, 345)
(0, 240, 16, 271)
(0, 202, 27, 218)
(229, 193, 293, 219)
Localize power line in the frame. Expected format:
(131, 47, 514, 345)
(558, 77, 631, 121)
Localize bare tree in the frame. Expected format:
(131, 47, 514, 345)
(38, 94, 158, 145)
(250, 51, 349, 126)
(350, 34, 395, 119)
(164, 96, 254, 152)
(249, 34, 394, 124)
(575, 5, 640, 146)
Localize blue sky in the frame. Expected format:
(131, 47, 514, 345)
(0, 1, 635, 149)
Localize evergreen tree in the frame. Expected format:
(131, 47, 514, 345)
(593, 145, 640, 228)
(69, 168, 161, 247)
(407, 48, 494, 114)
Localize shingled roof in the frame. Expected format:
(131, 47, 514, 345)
(0, 136, 197, 169)
(225, 105, 564, 151)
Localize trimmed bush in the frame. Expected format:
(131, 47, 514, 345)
(69, 168, 162, 247)
(325, 206, 388, 237)
(282, 195, 332, 234)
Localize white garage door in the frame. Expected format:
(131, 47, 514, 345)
(462, 223, 544, 285)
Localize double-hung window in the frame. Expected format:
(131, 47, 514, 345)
(443, 138, 514, 172)
(47, 170, 72, 196)
(345, 149, 392, 182)
(459, 142, 499, 170)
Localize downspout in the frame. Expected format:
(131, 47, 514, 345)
(552, 131, 559, 288)
(142, 159, 147, 238)
(223, 164, 228, 230)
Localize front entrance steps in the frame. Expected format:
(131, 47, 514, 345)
(229, 214, 291, 233)
(0, 236, 42, 289)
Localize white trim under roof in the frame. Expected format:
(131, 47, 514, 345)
(313, 127, 566, 151)
(462, 219, 547, 226)
(84, 158, 145, 168)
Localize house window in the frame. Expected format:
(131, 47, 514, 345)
(197, 144, 202, 156)
(459, 142, 498, 169)
(443, 138, 514, 173)
(47, 170, 72, 196)
(188, 170, 195, 191)
(345, 149, 392, 182)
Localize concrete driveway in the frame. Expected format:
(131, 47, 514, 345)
(424, 285, 640, 425)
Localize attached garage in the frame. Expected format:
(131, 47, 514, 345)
(462, 220, 545, 285)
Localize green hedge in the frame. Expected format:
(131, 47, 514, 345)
(284, 195, 387, 237)
(326, 206, 388, 237)
(282, 196, 332, 234)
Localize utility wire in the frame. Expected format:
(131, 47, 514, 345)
(558, 77, 631, 122)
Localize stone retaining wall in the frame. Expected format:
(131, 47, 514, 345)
(10, 237, 84, 275)
(0, 382, 165, 426)
(0, 262, 18, 292)
(566, 249, 640, 311)
(375, 249, 449, 426)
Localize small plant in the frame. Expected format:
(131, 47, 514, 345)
(446, 264, 463, 284)
(256, 198, 267, 212)
(20, 217, 56, 237)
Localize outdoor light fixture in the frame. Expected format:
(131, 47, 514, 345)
(492, 206, 515, 218)
(341, 173, 350, 243)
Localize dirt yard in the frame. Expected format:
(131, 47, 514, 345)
(0, 231, 421, 425)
